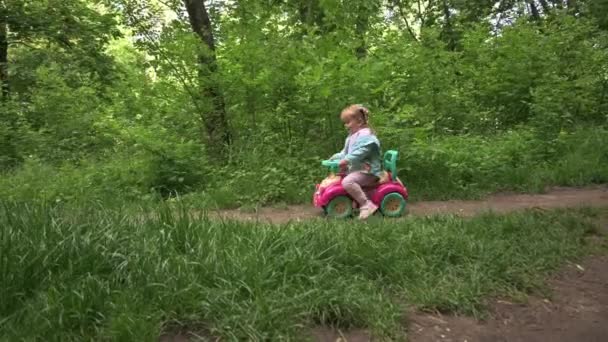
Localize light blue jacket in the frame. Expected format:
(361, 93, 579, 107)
(330, 128, 382, 176)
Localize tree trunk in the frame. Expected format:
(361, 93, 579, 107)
(298, 0, 314, 27)
(441, 0, 456, 50)
(527, 0, 541, 20)
(538, 0, 551, 13)
(552, 0, 563, 10)
(355, 2, 372, 59)
(0, 2, 8, 100)
(566, 0, 578, 13)
(355, 17, 368, 58)
(183, 0, 231, 157)
(297, 0, 326, 33)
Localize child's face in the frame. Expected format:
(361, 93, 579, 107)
(341, 113, 361, 132)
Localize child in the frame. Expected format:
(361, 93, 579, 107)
(330, 104, 382, 219)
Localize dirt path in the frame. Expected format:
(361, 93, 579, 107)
(217, 186, 608, 224)
(166, 187, 608, 342)
(220, 186, 608, 341)
(312, 217, 608, 342)
(312, 255, 608, 342)
(408, 254, 608, 342)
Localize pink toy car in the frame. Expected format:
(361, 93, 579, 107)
(313, 150, 409, 218)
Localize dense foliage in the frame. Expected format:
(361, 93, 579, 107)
(1, 2, 607, 339)
(1, 0, 607, 205)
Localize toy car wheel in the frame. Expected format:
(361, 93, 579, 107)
(325, 196, 353, 219)
(380, 192, 406, 217)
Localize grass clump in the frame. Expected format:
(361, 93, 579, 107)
(0, 201, 600, 340)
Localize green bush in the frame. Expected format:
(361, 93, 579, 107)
(395, 127, 608, 200)
(0, 142, 212, 204)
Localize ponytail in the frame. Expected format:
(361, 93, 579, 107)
(356, 104, 370, 124)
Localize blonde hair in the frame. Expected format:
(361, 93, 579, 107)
(340, 104, 371, 125)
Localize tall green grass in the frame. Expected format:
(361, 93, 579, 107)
(1, 127, 606, 208)
(399, 127, 608, 201)
(0, 201, 600, 340)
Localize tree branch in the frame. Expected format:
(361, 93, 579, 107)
(396, 1, 420, 42)
(416, 0, 424, 27)
(8, 40, 41, 50)
(139, 30, 204, 115)
(419, 0, 434, 28)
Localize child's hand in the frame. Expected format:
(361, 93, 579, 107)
(339, 159, 349, 171)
